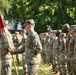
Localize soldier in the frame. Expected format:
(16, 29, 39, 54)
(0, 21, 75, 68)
(10, 19, 42, 75)
(55, 30, 62, 73)
(48, 31, 54, 67)
(13, 31, 21, 65)
(43, 33, 51, 66)
(68, 26, 76, 75)
(72, 29, 76, 75)
(20, 29, 27, 71)
(62, 23, 71, 74)
(58, 33, 67, 75)
(40, 33, 46, 64)
(0, 20, 14, 75)
(52, 30, 58, 74)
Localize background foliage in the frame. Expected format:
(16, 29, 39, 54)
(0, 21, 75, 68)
(0, 0, 76, 33)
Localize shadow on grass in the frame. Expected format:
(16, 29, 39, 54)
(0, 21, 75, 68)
(12, 69, 52, 75)
(12, 56, 54, 75)
(12, 65, 54, 75)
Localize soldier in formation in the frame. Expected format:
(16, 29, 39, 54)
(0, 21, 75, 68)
(13, 31, 21, 65)
(20, 29, 27, 71)
(40, 24, 76, 75)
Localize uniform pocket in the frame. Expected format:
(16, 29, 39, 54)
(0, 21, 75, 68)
(31, 55, 41, 65)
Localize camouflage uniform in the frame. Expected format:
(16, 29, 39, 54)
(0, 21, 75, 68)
(40, 37, 46, 63)
(0, 28, 14, 75)
(13, 30, 42, 75)
(21, 34, 27, 70)
(43, 36, 51, 65)
(52, 35, 58, 72)
(65, 32, 74, 75)
(69, 25, 76, 75)
(71, 29, 76, 75)
(13, 32, 21, 65)
(24, 31, 42, 75)
(58, 33, 67, 75)
(73, 37, 76, 75)
(50, 36, 53, 66)
(62, 23, 72, 75)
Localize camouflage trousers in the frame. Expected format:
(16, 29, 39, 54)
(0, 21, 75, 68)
(72, 57, 76, 75)
(52, 50, 58, 71)
(22, 52, 26, 70)
(1, 58, 12, 75)
(43, 51, 51, 64)
(67, 55, 73, 75)
(25, 64, 39, 75)
(58, 53, 67, 75)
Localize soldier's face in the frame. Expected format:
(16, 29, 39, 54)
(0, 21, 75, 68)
(25, 24, 34, 33)
(60, 36, 63, 40)
(24, 25, 29, 32)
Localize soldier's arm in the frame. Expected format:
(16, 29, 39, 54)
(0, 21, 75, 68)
(15, 38, 26, 47)
(11, 46, 25, 54)
(31, 33, 42, 55)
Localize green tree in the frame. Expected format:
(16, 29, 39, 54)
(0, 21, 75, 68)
(2, 0, 76, 33)
(0, 0, 12, 18)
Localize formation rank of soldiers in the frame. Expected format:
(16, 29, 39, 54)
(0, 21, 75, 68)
(40, 24, 76, 75)
(13, 23, 76, 75)
(1, 19, 76, 75)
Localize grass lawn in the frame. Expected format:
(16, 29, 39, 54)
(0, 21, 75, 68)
(0, 54, 54, 75)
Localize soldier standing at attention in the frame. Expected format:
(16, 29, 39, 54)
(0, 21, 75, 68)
(72, 29, 76, 75)
(52, 30, 58, 74)
(13, 31, 21, 65)
(58, 33, 67, 75)
(43, 33, 51, 66)
(20, 29, 27, 71)
(62, 23, 71, 75)
(40, 33, 46, 64)
(68, 27, 76, 75)
(0, 20, 14, 75)
(11, 19, 42, 75)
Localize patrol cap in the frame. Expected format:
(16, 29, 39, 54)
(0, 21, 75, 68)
(62, 23, 70, 29)
(59, 33, 66, 37)
(44, 32, 50, 38)
(53, 30, 57, 32)
(40, 33, 44, 36)
(52, 30, 57, 33)
(4, 20, 9, 25)
(15, 31, 19, 34)
(71, 25, 76, 27)
(48, 30, 54, 34)
(24, 19, 35, 27)
(20, 29, 26, 32)
(44, 32, 49, 36)
(71, 25, 76, 29)
(47, 35, 50, 38)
